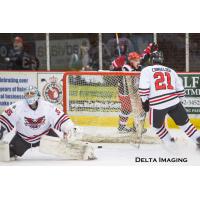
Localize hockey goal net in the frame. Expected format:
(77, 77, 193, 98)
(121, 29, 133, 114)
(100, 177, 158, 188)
(63, 71, 159, 144)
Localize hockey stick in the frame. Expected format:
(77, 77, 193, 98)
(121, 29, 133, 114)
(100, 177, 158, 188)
(115, 33, 121, 56)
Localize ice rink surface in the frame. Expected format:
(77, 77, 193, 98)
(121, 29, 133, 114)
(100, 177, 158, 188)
(1, 128, 200, 166)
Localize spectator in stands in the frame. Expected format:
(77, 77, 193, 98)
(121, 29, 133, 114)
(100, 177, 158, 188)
(80, 40, 90, 68)
(5, 36, 40, 70)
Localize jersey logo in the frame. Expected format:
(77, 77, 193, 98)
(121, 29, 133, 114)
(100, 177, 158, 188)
(24, 116, 46, 130)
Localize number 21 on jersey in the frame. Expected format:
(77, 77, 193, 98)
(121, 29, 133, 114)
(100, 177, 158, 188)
(153, 72, 174, 90)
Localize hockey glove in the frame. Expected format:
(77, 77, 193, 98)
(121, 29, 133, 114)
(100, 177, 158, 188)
(144, 43, 158, 55)
(111, 55, 126, 70)
(141, 100, 150, 112)
(150, 42, 158, 53)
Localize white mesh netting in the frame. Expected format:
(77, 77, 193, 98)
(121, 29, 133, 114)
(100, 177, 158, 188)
(63, 71, 159, 144)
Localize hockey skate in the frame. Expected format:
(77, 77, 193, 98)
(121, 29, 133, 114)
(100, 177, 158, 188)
(118, 124, 136, 134)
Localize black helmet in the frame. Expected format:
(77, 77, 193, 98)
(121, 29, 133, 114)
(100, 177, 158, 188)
(150, 50, 164, 65)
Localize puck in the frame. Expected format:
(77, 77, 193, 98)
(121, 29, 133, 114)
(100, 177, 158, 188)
(98, 145, 102, 148)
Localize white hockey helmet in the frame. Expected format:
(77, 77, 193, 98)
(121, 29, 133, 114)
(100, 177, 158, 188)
(24, 86, 40, 105)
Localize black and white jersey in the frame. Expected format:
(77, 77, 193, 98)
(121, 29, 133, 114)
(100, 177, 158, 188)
(139, 64, 185, 110)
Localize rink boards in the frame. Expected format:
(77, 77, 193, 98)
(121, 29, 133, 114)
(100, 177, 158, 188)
(0, 71, 200, 129)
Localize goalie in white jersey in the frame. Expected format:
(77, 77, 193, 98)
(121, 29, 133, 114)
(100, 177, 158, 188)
(139, 51, 200, 147)
(0, 86, 95, 160)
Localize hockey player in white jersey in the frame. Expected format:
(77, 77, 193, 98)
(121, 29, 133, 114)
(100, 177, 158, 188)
(0, 86, 95, 161)
(139, 51, 200, 147)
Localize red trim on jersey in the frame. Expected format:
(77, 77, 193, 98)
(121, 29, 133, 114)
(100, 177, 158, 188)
(0, 115, 14, 128)
(0, 115, 13, 131)
(176, 91, 185, 97)
(54, 114, 65, 129)
(55, 115, 69, 130)
(176, 92, 185, 95)
(0, 117, 12, 131)
(26, 130, 49, 141)
(149, 93, 178, 103)
(18, 128, 50, 142)
(57, 116, 70, 131)
(139, 91, 150, 94)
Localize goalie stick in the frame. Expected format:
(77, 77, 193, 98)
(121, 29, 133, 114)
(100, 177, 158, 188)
(115, 33, 121, 56)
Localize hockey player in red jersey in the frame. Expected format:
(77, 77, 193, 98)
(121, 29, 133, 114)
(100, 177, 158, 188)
(0, 86, 95, 161)
(139, 51, 200, 147)
(111, 43, 158, 133)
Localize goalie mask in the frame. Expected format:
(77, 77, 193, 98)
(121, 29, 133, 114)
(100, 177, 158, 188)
(24, 86, 40, 105)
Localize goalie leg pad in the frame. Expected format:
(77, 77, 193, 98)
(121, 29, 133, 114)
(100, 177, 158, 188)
(39, 135, 96, 160)
(0, 142, 10, 162)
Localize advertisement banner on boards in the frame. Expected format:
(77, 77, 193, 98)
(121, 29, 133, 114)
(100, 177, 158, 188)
(179, 73, 200, 114)
(0, 72, 37, 112)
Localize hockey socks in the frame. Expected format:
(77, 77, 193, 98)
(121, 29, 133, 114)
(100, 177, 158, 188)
(154, 125, 172, 142)
(119, 113, 129, 126)
(180, 121, 199, 143)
